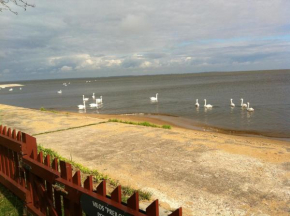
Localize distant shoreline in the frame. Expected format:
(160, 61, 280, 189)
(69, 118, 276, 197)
(1, 69, 289, 83)
(0, 84, 24, 88)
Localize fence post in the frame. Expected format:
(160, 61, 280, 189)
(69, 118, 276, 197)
(22, 132, 37, 159)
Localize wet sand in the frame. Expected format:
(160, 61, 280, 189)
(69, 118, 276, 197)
(0, 104, 289, 215)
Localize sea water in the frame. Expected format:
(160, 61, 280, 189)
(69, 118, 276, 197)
(1, 70, 289, 139)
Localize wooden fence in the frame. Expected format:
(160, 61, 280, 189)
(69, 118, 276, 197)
(0, 125, 182, 216)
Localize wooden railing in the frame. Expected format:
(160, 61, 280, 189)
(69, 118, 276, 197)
(0, 125, 182, 216)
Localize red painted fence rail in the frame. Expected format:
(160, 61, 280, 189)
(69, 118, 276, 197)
(0, 125, 182, 216)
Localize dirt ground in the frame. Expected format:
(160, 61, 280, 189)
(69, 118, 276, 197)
(0, 104, 289, 216)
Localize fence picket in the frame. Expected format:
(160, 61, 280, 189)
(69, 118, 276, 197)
(111, 185, 122, 203)
(7, 128, 12, 137)
(60, 161, 73, 215)
(0, 146, 4, 173)
(146, 200, 159, 216)
(84, 175, 93, 191)
(44, 155, 53, 202)
(96, 180, 106, 196)
(16, 131, 22, 141)
(52, 158, 62, 216)
(72, 171, 82, 215)
(12, 129, 16, 139)
(4, 146, 10, 177)
(8, 149, 15, 180)
(37, 152, 47, 214)
(2, 126, 7, 135)
(169, 208, 182, 216)
(127, 191, 139, 211)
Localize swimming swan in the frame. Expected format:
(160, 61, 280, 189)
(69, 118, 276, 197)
(230, 99, 235, 107)
(150, 93, 158, 102)
(92, 93, 95, 99)
(195, 99, 199, 107)
(96, 96, 102, 104)
(204, 99, 212, 108)
(247, 102, 254, 112)
(240, 98, 247, 108)
(57, 90, 62, 94)
(89, 99, 99, 108)
(78, 100, 86, 109)
(83, 95, 89, 101)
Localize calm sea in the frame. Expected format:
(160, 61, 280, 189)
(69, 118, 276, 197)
(1, 70, 290, 139)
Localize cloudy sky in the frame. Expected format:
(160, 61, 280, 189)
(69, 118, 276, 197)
(1, 0, 290, 81)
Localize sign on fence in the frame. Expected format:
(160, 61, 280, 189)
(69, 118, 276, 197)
(81, 193, 133, 216)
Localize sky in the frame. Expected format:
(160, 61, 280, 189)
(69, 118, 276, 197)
(1, 0, 290, 81)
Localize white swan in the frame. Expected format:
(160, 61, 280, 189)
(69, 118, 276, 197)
(195, 99, 199, 107)
(89, 99, 100, 108)
(78, 100, 86, 110)
(57, 90, 62, 94)
(9, 88, 13, 91)
(92, 93, 95, 99)
(247, 102, 254, 112)
(230, 99, 235, 107)
(204, 99, 213, 108)
(240, 98, 247, 108)
(19, 87, 22, 90)
(150, 93, 158, 102)
(96, 96, 102, 104)
(83, 95, 89, 101)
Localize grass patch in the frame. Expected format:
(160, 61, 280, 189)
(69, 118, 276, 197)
(37, 145, 152, 202)
(40, 107, 46, 111)
(0, 183, 23, 215)
(162, 125, 171, 129)
(40, 107, 58, 113)
(37, 145, 108, 182)
(108, 119, 171, 129)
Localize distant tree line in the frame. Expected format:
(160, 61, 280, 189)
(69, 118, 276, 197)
(0, 0, 34, 15)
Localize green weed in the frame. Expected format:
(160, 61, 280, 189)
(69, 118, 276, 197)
(0, 183, 23, 215)
(108, 119, 171, 129)
(37, 145, 151, 202)
(162, 125, 171, 129)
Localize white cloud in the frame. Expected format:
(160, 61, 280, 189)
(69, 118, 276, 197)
(140, 61, 152, 68)
(60, 66, 72, 72)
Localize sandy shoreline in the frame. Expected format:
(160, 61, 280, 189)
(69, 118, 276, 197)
(0, 104, 289, 215)
(0, 84, 24, 88)
(42, 108, 290, 142)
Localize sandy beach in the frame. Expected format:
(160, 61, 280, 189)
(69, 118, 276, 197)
(0, 84, 24, 88)
(0, 104, 289, 215)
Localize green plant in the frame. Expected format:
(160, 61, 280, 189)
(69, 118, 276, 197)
(40, 107, 46, 111)
(162, 125, 171, 129)
(108, 119, 171, 129)
(138, 190, 152, 200)
(37, 145, 152, 202)
(0, 183, 23, 215)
